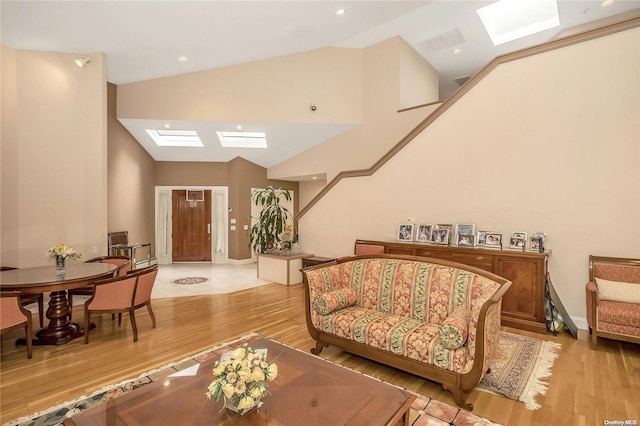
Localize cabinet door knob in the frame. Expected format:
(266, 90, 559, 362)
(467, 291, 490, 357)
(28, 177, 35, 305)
(476, 256, 484, 260)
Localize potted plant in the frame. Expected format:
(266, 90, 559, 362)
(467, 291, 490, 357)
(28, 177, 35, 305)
(249, 186, 293, 254)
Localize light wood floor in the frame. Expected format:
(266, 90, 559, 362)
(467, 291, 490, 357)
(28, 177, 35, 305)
(1, 283, 639, 425)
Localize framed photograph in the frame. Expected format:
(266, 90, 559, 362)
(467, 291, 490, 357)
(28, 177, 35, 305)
(415, 224, 432, 243)
(454, 223, 476, 246)
(513, 232, 527, 239)
(509, 236, 526, 250)
(530, 236, 543, 252)
(431, 228, 450, 245)
(483, 232, 502, 249)
(397, 223, 414, 242)
(477, 231, 488, 246)
(436, 224, 453, 234)
(457, 234, 475, 247)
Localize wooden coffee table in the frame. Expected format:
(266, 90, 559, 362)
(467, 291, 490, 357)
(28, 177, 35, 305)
(64, 337, 415, 425)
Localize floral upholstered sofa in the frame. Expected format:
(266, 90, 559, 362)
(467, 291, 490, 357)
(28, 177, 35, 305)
(586, 255, 640, 349)
(302, 254, 511, 410)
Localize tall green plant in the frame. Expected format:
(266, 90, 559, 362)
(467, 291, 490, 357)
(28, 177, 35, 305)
(249, 186, 292, 254)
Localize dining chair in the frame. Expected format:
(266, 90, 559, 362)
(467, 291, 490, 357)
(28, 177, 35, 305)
(68, 256, 131, 320)
(84, 274, 139, 343)
(1, 266, 44, 328)
(0, 291, 33, 359)
(128, 265, 159, 329)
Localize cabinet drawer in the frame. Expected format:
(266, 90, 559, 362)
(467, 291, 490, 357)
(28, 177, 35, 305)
(416, 249, 494, 271)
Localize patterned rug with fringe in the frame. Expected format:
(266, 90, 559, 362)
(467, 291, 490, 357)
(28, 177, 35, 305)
(477, 331, 561, 410)
(6, 333, 503, 426)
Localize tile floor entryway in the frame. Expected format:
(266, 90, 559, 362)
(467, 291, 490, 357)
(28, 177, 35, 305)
(151, 262, 271, 298)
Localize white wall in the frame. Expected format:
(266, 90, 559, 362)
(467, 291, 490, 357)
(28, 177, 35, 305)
(1, 47, 107, 267)
(298, 28, 640, 328)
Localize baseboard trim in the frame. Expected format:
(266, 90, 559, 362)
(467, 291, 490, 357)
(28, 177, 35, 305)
(571, 316, 589, 331)
(227, 258, 254, 266)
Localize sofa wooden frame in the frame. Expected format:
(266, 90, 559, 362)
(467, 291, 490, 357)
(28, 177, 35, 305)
(587, 255, 640, 349)
(302, 254, 512, 411)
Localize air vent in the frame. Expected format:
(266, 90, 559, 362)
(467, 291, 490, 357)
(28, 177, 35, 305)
(417, 28, 465, 53)
(454, 75, 471, 87)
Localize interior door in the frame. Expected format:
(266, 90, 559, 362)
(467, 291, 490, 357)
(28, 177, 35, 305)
(172, 190, 212, 261)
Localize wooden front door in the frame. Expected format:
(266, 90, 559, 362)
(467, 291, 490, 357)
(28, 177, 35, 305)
(172, 190, 211, 261)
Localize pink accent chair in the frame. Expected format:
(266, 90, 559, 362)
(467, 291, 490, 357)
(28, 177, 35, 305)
(68, 256, 131, 320)
(586, 255, 640, 349)
(1, 291, 33, 359)
(354, 241, 385, 256)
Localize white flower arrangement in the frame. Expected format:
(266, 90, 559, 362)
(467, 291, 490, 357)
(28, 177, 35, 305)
(206, 343, 278, 414)
(47, 244, 82, 260)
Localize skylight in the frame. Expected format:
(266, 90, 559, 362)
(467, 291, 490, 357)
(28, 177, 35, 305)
(146, 129, 203, 147)
(477, 0, 560, 46)
(216, 131, 267, 149)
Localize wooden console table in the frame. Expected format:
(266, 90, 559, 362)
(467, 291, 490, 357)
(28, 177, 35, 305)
(356, 239, 551, 334)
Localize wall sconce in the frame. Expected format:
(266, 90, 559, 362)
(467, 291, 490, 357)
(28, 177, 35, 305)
(74, 57, 91, 68)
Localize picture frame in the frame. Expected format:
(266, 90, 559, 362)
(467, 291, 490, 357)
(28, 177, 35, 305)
(483, 232, 502, 249)
(397, 223, 415, 242)
(530, 236, 543, 252)
(454, 223, 476, 246)
(509, 236, 526, 250)
(457, 234, 475, 247)
(436, 224, 453, 234)
(415, 224, 432, 243)
(477, 231, 488, 246)
(431, 228, 450, 245)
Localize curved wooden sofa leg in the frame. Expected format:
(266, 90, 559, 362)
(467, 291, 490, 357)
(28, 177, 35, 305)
(311, 341, 328, 355)
(442, 385, 473, 411)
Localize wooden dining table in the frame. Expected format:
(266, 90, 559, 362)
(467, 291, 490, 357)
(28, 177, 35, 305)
(0, 263, 117, 345)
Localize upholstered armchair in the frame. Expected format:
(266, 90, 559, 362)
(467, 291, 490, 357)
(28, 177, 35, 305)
(1, 291, 33, 359)
(586, 255, 640, 349)
(68, 256, 131, 319)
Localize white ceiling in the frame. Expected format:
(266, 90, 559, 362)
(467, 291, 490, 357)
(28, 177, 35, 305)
(3, 1, 639, 170)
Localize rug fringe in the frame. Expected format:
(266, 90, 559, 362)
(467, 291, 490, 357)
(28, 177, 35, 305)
(521, 340, 562, 410)
(3, 333, 259, 426)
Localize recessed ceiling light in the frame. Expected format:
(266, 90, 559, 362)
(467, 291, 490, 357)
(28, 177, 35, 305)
(312, 176, 318, 180)
(601, 0, 614, 7)
(236, 125, 243, 130)
(336, 9, 345, 16)
(216, 131, 267, 149)
(452, 48, 462, 55)
(145, 129, 203, 147)
(477, 0, 559, 46)
(178, 56, 188, 62)
(163, 123, 171, 129)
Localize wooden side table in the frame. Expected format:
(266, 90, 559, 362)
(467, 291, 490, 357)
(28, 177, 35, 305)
(302, 256, 337, 268)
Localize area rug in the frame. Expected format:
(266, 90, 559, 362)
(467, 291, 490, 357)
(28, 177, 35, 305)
(170, 276, 209, 285)
(477, 331, 561, 410)
(6, 333, 501, 426)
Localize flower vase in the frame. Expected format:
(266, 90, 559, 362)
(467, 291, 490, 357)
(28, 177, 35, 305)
(223, 397, 254, 416)
(55, 255, 65, 279)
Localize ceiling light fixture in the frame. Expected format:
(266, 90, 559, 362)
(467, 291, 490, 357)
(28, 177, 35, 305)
(178, 56, 188, 62)
(601, 0, 614, 7)
(74, 57, 91, 68)
(236, 125, 243, 130)
(336, 9, 345, 16)
(452, 48, 462, 55)
(163, 123, 171, 129)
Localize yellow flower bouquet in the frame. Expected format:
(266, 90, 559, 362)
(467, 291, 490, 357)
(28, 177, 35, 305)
(206, 343, 278, 415)
(47, 244, 82, 260)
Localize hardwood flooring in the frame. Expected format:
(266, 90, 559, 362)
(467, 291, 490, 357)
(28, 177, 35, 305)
(1, 283, 639, 425)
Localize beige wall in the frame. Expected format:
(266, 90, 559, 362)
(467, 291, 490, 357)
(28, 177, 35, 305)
(1, 46, 107, 267)
(268, 37, 439, 189)
(107, 83, 156, 255)
(155, 162, 229, 186)
(297, 28, 640, 328)
(117, 47, 363, 124)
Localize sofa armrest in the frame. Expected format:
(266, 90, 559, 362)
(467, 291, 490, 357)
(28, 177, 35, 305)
(586, 281, 599, 329)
